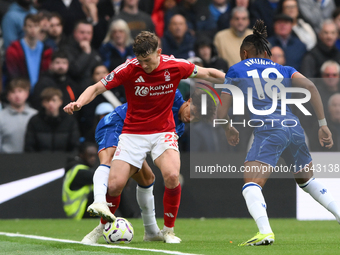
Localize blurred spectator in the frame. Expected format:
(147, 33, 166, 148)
(217, 0, 255, 31)
(0, 78, 37, 153)
(270, 46, 286, 65)
(267, 14, 307, 70)
(194, 36, 229, 73)
(0, 0, 13, 23)
(329, 94, 340, 122)
(32, 51, 79, 110)
(327, 93, 340, 149)
(209, 0, 228, 24)
(333, 7, 340, 51)
(299, 60, 340, 149)
(298, 0, 336, 33)
(165, 0, 216, 38)
(79, 0, 110, 49)
(310, 93, 340, 151)
(318, 60, 340, 105)
(161, 14, 195, 59)
(24, 87, 80, 152)
(39, 0, 87, 36)
(112, 0, 122, 14)
(214, 7, 252, 66)
(44, 12, 67, 51)
(99, 19, 134, 71)
(62, 142, 98, 219)
(96, 0, 115, 20)
(0, 53, 3, 105)
(37, 9, 51, 41)
(151, 0, 178, 37)
(114, 0, 155, 39)
(63, 20, 102, 90)
(252, 0, 279, 37)
(1, 0, 37, 49)
(78, 65, 111, 137)
(5, 14, 52, 93)
(278, 0, 317, 51)
(138, 0, 154, 14)
(300, 20, 340, 78)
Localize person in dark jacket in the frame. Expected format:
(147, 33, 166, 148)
(62, 20, 102, 90)
(161, 14, 195, 59)
(39, 0, 87, 36)
(300, 19, 340, 78)
(31, 50, 79, 110)
(99, 19, 134, 72)
(267, 14, 306, 71)
(165, 0, 216, 38)
(25, 87, 80, 152)
(62, 141, 98, 219)
(43, 12, 68, 51)
(194, 36, 229, 73)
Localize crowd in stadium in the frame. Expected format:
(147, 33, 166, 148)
(1, 0, 340, 154)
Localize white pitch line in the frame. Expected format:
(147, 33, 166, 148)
(0, 232, 201, 255)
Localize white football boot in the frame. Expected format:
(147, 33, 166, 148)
(143, 229, 164, 242)
(162, 227, 181, 243)
(87, 202, 116, 222)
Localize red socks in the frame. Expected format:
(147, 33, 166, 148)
(100, 194, 121, 224)
(163, 184, 181, 228)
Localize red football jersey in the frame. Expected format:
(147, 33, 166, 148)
(100, 55, 196, 134)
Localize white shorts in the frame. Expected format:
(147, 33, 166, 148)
(113, 132, 179, 169)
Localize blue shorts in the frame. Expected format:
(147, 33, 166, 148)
(95, 112, 124, 153)
(245, 125, 312, 172)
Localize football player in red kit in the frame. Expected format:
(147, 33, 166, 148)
(64, 31, 225, 243)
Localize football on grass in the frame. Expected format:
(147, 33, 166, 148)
(103, 217, 134, 244)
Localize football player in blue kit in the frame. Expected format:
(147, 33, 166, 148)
(217, 20, 340, 246)
(82, 88, 213, 244)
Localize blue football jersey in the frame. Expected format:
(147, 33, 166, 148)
(172, 89, 186, 137)
(223, 58, 299, 131)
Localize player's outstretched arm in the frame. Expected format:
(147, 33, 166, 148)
(217, 93, 239, 146)
(64, 81, 107, 115)
(194, 66, 225, 80)
(292, 72, 333, 148)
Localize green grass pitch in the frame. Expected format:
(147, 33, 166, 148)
(0, 218, 339, 255)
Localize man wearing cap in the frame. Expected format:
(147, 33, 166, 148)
(267, 13, 307, 70)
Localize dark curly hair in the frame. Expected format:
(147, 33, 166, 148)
(241, 20, 272, 58)
(191, 88, 217, 122)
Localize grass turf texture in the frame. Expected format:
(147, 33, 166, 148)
(0, 218, 339, 255)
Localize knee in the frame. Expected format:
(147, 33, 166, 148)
(144, 172, 155, 186)
(163, 172, 179, 189)
(108, 179, 124, 196)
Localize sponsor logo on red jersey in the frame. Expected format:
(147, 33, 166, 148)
(134, 84, 174, 97)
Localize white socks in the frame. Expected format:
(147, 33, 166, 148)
(299, 178, 340, 221)
(136, 183, 159, 235)
(242, 182, 273, 234)
(93, 164, 110, 203)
